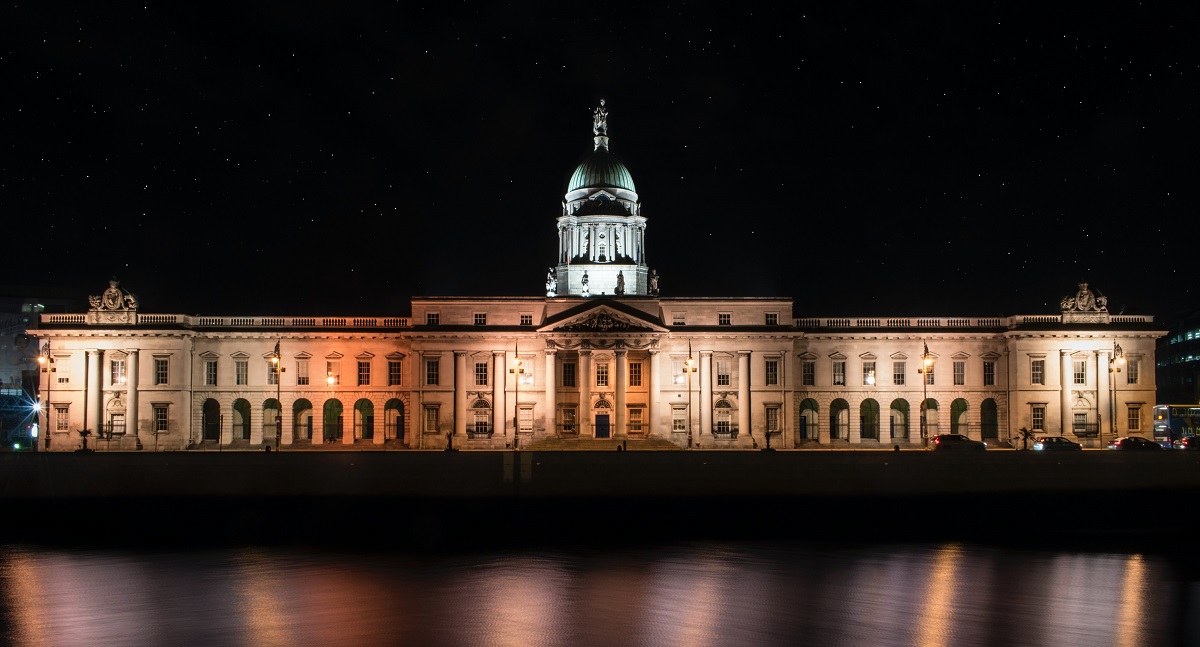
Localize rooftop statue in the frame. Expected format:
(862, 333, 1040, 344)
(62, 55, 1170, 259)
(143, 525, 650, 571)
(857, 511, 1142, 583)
(593, 99, 608, 136)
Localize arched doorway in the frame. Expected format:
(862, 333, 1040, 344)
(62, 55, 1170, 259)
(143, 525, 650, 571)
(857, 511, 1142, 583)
(468, 398, 492, 438)
(263, 398, 281, 444)
(323, 399, 343, 443)
(354, 399, 374, 440)
(798, 398, 819, 443)
(594, 398, 611, 439)
(384, 399, 405, 443)
(714, 399, 734, 437)
(232, 399, 251, 441)
(923, 399, 940, 438)
(951, 398, 969, 436)
(981, 399, 999, 440)
(890, 399, 909, 441)
(293, 398, 313, 441)
(202, 399, 220, 442)
(860, 399, 880, 440)
(830, 399, 849, 441)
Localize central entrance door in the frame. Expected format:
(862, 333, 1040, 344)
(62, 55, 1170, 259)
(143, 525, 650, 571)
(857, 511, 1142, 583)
(595, 414, 610, 439)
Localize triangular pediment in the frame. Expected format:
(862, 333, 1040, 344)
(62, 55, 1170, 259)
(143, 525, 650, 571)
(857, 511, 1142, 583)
(539, 300, 668, 334)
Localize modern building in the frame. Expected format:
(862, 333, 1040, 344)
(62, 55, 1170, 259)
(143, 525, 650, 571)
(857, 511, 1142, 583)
(30, 104, 1166, 451)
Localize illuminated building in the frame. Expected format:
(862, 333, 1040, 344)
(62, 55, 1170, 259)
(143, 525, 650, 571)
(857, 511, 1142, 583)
(31, 105, 1166, 451)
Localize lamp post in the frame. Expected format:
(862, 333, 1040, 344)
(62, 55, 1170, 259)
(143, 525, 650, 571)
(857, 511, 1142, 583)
(917, 341, 934, 446)
(683, 353, 697, 448)
(37, 341, 50, 451)
(271, 340, 282, 451)
(510, 349, 524, 451)
(1109, 342, 1125, 441)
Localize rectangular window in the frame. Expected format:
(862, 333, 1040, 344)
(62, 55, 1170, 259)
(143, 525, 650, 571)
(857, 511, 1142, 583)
(1031, 359, 1044, 385)
(765, 360, 779, 386)
(267, 361, 279, 385)
(56, 360, 69, 384)
(893, 361, 906, 386)
(717, 360, 731, 386)
(1127, 359, 1139, 385)
(629, 362, 642, 387)
(425, 406, 439, 433)
(953, 361, 965, 386)
(426, 359, 439, 386)
(672, 407, 686, 432)
(326, 361, 340, 386)
(426, 312, 440, 325)
(765, 313, 778, 326)
(473, 313, 487, 326)
(388, 360, 403, 386)
(1032, 406, 1046, 431)
(562, 407, 576, 433)
(1073, 359, 1086, 385)
(235, 360, 248, 386)
(629, 407, 644, 434)
(803, 361, 815, 386)
(766, 406, 780, 433)
(832, 361, 846, 386)
(718, 313, 732, 326)
(357, 361, 371, 386)
(205, 360, 218, 386)
(475, 362, 489, 386)
(55, 405, 69, 431)
(862, 361, 876, 386)
(111, 359, 127, 386)
(925, 366, 935, 386)
(473, 412, 490, 436)
(983, 361, 995, 386)
(154, 405, 169, 432)
(1128, 405, 1141, 431)
(672, 312, 686, 326)
(520, 314, 533, 326)
(562, 362, 576, 387)
(519, 407, 533, 432)
(596, 362, 609, 387)
(297, 360, 310, 386)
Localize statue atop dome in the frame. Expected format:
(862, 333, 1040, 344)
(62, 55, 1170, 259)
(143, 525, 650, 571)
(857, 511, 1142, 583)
(593, 99, 608, 136)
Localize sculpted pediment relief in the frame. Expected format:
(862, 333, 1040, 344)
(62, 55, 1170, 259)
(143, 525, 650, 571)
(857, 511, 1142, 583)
(540, 304, 667, 335)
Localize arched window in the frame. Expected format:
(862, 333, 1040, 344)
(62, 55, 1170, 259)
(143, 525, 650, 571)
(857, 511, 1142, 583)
(202, 399, 220, 443)
(469, 398, 492, 438)
(232, 399, 251, 441)
(981, 399, 999, 440)
(714, 399, 734, 436)
(293, 398, 313, 441)
(384, 399, 405, 442)
(951, 398, 969, 436)
(860, 399, 880, 440)
(799, 398, 819, 441)
(262, 398, 281, 443)
(323, 399, 343, 443)
(889, 399, 909, 441)
(354, 399, 374, 440)
(830, 399, 850, 440)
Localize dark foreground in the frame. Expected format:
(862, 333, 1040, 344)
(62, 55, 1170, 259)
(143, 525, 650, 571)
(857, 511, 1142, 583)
(3, 450, 1199, 548)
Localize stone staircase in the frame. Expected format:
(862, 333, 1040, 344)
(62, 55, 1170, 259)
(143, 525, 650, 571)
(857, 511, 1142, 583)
(522, 436, 683, 451)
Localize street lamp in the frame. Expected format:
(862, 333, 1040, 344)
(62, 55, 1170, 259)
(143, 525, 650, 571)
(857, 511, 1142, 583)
(917, 341, 934, 445)
(37, 341, 50, 450)
(271, 340, 282, 451)
(510, 349, 524, 450)
(683, 352, 697, 448)
(1109, 342, 1125, 440)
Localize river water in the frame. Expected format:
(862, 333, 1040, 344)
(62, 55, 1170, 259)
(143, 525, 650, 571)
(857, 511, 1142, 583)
(2, 540, 1197, 647)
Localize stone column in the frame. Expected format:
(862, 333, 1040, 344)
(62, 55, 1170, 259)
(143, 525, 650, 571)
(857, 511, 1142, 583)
(615, 348, 627, 438)
(700, 351, 712, 440)
(649, 349, 661, 437)
(127, 349, 140, 448)
(454, 351, 467, 442)
(545, 349, 557, 437)
(579, 350, 592, 437)
(87, 350, 103, 438)
(738, 351, 750, 441)
(493, 351, 505, 439)
(1060, 350, 1072, 436)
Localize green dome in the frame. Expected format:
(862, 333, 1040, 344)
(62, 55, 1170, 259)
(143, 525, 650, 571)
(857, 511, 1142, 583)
(567, 149, 636, 193)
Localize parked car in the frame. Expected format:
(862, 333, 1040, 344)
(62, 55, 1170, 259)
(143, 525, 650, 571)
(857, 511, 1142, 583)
(931, 433, 987, 451)
(1105, 436, 1163, 451)
(1175, 436, 1200, 450)
(1033, 436, 1082, 451)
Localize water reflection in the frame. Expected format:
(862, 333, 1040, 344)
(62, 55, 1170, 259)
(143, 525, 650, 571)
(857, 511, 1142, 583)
(0, 541, 1195, 647)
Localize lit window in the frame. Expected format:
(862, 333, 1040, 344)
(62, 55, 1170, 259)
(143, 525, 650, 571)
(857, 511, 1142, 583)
(924, 366, 935, 385)
(596, 362, 609, 387)
(862, 361, 876, 386)
(111, 359, 126, 386)
(267, 360, 279, 385)
(832, 361, 845, 386)
(672, 407, 686, 431)
(519, 407, 533, 432)
(296, 360, 310, 386)
(326, 361, 340, 385)
(562, 407, 576, 433)
(1073, 359, 1086, 385)
(55, 405, 69, 431)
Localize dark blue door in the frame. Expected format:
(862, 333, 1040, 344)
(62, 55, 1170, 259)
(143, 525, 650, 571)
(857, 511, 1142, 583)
(595, 414, 610, 439)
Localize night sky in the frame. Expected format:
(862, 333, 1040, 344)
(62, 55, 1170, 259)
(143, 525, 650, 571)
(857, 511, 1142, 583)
(6, 3, 1195, 320)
